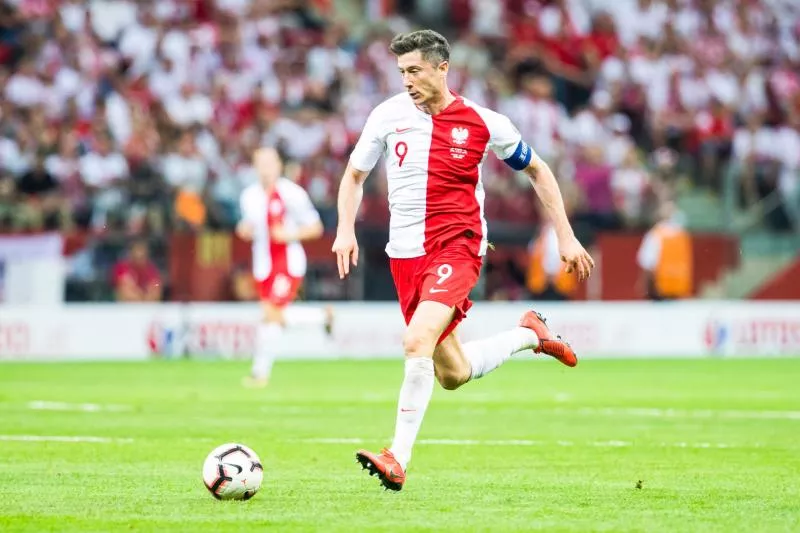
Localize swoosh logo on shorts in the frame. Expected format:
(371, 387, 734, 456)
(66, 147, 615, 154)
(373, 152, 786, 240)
(429, 288, 448, 293)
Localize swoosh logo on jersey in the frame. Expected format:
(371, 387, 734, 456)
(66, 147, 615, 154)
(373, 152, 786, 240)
(429, 288, 448, 293)
(223, 462, 243, 474)
(395, 127, 412, 134)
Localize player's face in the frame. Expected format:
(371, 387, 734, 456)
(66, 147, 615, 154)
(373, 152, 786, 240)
(254, 148, 282, 188)
(397, 51, 448, 105)
(130, 242, 148, 264)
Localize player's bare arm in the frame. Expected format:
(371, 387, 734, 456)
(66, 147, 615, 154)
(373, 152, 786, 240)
(270, 220, 323, 244)
(525, 156, 595, 281)
(332, 161, 369, 279)
(235, 220, 254, 241)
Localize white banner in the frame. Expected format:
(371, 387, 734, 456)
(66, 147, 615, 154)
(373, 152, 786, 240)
(462, 302, 800, 357)
(1, 301, 799, 361)
(0, 304, 180, 361)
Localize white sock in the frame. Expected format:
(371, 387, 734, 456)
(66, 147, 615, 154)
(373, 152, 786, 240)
(251, 323, 283, 380)
(463, 327, 539, 380)
(389, 357, 434, 470)
(283, 307, 327, 328)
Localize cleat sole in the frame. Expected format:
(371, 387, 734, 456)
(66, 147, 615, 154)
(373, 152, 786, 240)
(355, 451, 403, 492)
(520, 309, 578, 367)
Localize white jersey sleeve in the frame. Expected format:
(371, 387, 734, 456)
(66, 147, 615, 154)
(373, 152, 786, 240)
(485, 110, 524, 160)
(464, 99, 533, 168)
(349, 106, 387, 172)
(239, 184, 261, 225)
(283, 182, 321, 227)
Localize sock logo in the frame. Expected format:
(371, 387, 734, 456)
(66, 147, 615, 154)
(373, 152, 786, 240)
(399, 408, 417, 413)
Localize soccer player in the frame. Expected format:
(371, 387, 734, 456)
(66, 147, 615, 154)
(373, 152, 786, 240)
(237, 147, 333, 388)
(332, 30, 595, 491)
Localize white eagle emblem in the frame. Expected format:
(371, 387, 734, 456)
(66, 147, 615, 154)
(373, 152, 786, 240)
(451, 127, 469, 145)
(269, 200, 283, 215)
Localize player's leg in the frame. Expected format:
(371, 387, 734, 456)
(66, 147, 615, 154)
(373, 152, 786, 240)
(357, 299, 454, 491)
(245, 299, 285, 388)
(247, 273, 334, 387)
(390, 299, 454, 458)
(356, 254, 453, 490)
(432, 321, 540, 390)
(245, 273, 302, 387)
(433, 322, 539, 390)
(376, 247, 479, 469)
(433, 310, 578, 390)
(431, 330, 471, 390)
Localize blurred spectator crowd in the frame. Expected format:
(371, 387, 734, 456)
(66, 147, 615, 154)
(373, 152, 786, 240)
(0, 0, 798, 241)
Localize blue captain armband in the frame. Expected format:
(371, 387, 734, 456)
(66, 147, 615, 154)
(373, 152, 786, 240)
(503, 140, 533, 170)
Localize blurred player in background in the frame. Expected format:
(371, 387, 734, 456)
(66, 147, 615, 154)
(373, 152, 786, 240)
(333, 30, 595, 491)
(237, 147, 333, 388)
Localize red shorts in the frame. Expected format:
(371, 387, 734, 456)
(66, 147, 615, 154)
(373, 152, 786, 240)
(389, 240, 482, 344)
(258, 272, 303, 307)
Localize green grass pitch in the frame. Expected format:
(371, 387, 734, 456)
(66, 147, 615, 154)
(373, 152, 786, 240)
(1, 358, 799, 532)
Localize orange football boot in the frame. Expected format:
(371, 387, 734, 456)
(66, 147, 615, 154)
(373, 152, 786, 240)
(356, 448, 406, 491)
(519, 310, 578, 367)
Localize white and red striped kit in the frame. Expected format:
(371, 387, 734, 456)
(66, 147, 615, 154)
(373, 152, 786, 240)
(350, 92, 528, 258)
(239, 178, 321, 281)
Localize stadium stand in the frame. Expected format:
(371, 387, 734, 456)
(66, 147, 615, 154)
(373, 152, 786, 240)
(0, 0, 797, 300)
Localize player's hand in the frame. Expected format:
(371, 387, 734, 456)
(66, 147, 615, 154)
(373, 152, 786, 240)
(270, 225, 291, 243)
(332, 230, 359, 279)
(559, 236, 595, 282)
(235, 221, 254, 242)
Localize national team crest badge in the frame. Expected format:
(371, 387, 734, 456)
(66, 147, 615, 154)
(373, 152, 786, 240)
(451, 127, 469, 145)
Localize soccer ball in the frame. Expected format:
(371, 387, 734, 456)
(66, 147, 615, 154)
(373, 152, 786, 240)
(202, 443, 264, 500)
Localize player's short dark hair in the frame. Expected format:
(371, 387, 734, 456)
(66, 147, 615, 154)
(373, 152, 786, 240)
(389, 29, 450, 65)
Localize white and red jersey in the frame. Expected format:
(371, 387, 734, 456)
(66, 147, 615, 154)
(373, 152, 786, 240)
(350, 92, 527, 258)
(239, 178, 321, 281)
